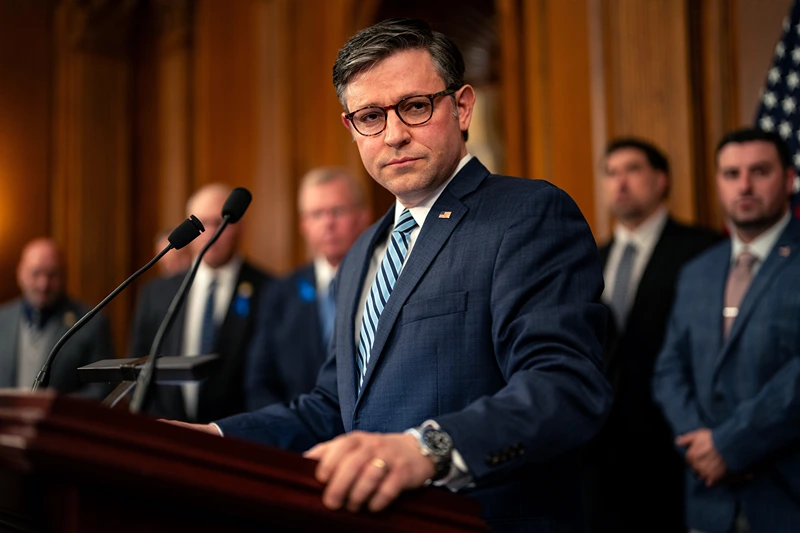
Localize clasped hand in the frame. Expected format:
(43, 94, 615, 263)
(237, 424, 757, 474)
(676, 428, 727, 486)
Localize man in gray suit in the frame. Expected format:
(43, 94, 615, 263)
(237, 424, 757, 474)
(0, 238, 113, 397)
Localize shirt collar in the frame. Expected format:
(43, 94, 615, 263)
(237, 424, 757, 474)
(393, 154, 474, 228)
(313, 256, 337, 295)
(613, 206, 669, 249)
(195, 254, 243, 288)
(730, 210, 792, 264)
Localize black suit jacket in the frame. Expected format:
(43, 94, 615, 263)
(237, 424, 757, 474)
(244, 263, 330, 410)
(129, 260, 271, 422)
(589, 217, 721, 532)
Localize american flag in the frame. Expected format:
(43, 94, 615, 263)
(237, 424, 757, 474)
(754, 0, 800, 218)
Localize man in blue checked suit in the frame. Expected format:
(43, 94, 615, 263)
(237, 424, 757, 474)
(653, 128, 800, 533)
(245, 167, 370, 410)
(170, 19, 611, 532)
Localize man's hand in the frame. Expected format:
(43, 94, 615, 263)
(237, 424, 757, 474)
(158, 419, 222, 436)
(303, 430, 436, 513)
(676, 428, 727, 486)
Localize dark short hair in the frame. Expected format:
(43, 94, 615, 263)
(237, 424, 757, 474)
(605, 138, 670, 175)
(715, 128, 793, 169)
(332, 18, 465, 109)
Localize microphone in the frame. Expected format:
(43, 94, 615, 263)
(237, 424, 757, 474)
(129, 187, 252, 414)
(31, 215, 205, 391)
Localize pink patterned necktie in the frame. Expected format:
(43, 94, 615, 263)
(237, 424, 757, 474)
(723, 251, 758, 338)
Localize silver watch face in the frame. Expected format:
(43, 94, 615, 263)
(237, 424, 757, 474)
(423, 429, 452, 458)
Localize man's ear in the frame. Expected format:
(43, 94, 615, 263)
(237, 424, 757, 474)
(454, 84, 476, 132)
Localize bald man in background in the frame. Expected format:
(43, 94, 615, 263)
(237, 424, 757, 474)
(129, 183, 272, 422)
(0, 238, 114, 397)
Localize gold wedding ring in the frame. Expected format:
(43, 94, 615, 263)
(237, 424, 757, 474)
(370, 458, 387, 470)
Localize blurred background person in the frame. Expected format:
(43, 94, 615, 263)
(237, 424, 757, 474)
(245, 167, 371, 410)
(587, 139, 721, 533)
(129, 183, 272, 422)
(153, 227, 192, 277)
(654, 128, 800, 533)
(0, 238, 114, 397)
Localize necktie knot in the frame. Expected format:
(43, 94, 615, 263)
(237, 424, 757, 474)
(737, 251, 758, 270)
(394, 209, 417, 237)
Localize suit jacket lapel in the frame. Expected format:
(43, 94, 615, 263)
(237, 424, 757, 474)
(717, 221, 800, 367)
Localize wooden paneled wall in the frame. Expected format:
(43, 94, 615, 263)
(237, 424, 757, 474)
(497, 0, 598, 235)
(0, 1, 52, 302)
(0, 0, 791, 359)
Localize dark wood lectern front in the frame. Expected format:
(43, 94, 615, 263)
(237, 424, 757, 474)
(0, 391, 488, 533)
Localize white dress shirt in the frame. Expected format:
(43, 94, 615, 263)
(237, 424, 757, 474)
(602, 206, 669, 317)
(181, 254, 243, 421)
(313, 256, 337, 295)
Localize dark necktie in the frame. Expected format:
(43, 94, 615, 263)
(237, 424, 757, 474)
(318, 279, 336, 349)
(199, 277, 218, 354)
(609, 242, 638, 330)
(723, 251, 757, 338)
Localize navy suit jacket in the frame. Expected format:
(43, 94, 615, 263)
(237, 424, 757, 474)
(217, 159, 612, 531)
(129, 261, 271, 422)
(653, 217, 800, 533)
(245, 263, 329, 410)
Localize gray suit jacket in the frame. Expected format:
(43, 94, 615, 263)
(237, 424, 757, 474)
(0, 297, 114, 398)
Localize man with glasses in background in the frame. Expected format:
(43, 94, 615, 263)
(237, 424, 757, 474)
(245, 167, 370, 410)
(170, 18, 612, 532)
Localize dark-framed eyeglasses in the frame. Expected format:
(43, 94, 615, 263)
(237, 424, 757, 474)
(344, 88, 459, 137)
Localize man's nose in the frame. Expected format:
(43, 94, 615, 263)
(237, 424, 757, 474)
(383, 110, 411, 147)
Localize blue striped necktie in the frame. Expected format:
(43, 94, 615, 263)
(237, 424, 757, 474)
(357, 208, 417, 390)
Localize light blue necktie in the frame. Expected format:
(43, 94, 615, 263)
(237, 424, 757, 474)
(357, 209, 417, 390)
(199, 277, 217, 354)
(318, 279, 336, 349)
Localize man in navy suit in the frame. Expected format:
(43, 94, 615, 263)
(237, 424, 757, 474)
(170, 19, 611, 531)
(245, 167, 370, 409)
(588, 139, 721, 533)
(130, 183, 271, 423)
(653, 128, 800, 533)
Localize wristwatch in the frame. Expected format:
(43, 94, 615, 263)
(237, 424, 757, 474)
(407, 424, 453, 482)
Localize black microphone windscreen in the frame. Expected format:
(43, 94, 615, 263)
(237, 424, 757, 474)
(168, 215, 205, 250)
(221, 187, 252, 223)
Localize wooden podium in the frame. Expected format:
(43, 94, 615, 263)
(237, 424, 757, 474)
(0, 391, 488, 532)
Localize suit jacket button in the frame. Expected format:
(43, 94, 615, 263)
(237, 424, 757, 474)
(486, 455, 499, 466)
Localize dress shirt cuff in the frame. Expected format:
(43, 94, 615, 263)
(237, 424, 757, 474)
(210, 422, 224, 437)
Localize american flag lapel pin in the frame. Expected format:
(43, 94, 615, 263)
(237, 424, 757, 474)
(780, 246, 791, 257)
(438, 211, 452, 219)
